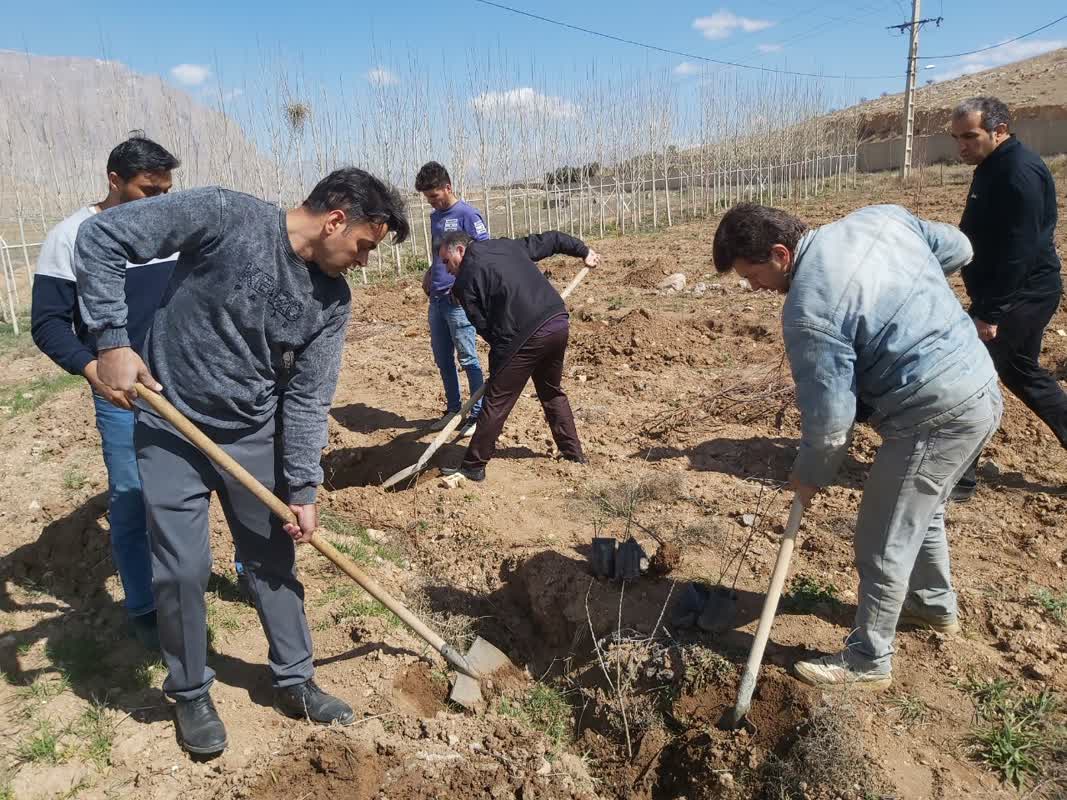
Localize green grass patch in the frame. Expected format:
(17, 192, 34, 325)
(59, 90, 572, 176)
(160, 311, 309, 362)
(785, 574, 840, 613)
(321, 510, 404, 566)
(498, 683, 573, 749)
(16, 719, 62, 764)
(332, 596, 398, 628)
(46, 636, 106, 683)
(0, 372, 84, 416)
(16, 674, 70, 702)
(206, 599, 244, 633)
(124, 658, 164, 692)
(1033, 587, 1067, 625)
(62, 466, 87, 492)
(75, 701, 117, 767)
(957, 675, 1064, 788)
(888, 694, 929, 727)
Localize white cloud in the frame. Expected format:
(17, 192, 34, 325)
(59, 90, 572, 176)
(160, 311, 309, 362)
(366, 66, 399, 86)
(673, 61, 702, 76)
(931, 38, 1065, 82)
(470, 87, 580, 119)
(756, 43, 783, 54)
(170, 63, 211, 86)
(693, 9, 774, 40)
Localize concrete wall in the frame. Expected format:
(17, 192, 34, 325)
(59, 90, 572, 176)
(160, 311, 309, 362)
(857, 119, 1067, 172)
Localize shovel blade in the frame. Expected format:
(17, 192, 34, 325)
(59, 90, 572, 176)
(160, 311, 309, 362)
(447, 636, 515, 712)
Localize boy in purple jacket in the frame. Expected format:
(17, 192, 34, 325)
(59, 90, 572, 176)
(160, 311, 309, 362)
(415, 162, 489, 437)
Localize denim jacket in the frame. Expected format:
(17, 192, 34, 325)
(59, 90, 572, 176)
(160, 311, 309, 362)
(784, 204, 997, 487)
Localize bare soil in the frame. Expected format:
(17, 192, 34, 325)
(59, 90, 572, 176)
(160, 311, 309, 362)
(1, 168, 1065, 799)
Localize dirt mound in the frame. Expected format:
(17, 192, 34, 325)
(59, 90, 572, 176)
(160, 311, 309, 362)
(393, 663, 447, 717)
(570, 308, 713, 370)
(249, 721, 598, 800)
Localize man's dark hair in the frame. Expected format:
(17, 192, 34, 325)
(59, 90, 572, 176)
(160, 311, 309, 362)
(952, 96, 1011, 133)
(440, 230, 474, 255)
(415, 161, 451, 192)
(712, 203, 809, 273)
(106, 134, 180, 180)
(304, 167, 410, 244)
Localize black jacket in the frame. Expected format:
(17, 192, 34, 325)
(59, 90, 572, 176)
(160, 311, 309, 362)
(452, 230, 589, 371)
(960, 135, 1062, 324)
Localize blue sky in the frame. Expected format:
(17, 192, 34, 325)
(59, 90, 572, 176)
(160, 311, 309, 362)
(3, 0, 1065, 106)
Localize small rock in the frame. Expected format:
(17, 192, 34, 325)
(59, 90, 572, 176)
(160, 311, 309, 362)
(365, 528, 388, 543)
(28, 499, 41, 513)
(657, 273, 686, 292)
(447, 733, 460, 747)
(738, 278, 752, 290)
(1056, 329, 1066, 337)
(1024, 662, 1053, 681)
(440, 473, 467, 489)
(692, 281, 708, 297)
(741, 513, 756, 527)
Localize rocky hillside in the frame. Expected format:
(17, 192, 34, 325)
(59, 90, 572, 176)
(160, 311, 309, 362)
(843, 46, 1067, 141)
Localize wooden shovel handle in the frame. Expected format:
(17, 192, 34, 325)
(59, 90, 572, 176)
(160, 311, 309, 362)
(132, 382, 449, 653)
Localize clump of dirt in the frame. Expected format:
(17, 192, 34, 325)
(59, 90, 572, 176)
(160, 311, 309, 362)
(247, 720, 599, 800)
(251, 738, 385, 800)
(648, 541, 681, 576)
(393, 663, 447, 717)
(569, 308, 713, 370)
(761, 698, 891, 800)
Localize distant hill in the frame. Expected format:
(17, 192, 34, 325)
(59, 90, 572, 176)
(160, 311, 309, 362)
(0, 50, 281, 220)
(839, 47, 1067, 142)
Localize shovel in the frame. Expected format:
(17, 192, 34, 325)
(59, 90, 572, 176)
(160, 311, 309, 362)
(382, 266, 591, 489)
(133, 381, 512, 710)
(727, 497, 804, 728)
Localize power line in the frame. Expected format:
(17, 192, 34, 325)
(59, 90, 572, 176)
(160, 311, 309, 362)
(920, 13, 1067, 58)
(469, 0, 902, 80)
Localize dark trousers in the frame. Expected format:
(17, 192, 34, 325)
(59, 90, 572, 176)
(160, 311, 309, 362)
(960, 292, 1067, 487)
(135, 408, 314, 701)
(462, 327, 583, 470)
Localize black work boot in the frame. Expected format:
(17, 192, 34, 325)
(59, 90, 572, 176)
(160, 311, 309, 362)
(274, 679, 355, 725)
(174, 694, 228, 755)
(442, 465, 486, 482)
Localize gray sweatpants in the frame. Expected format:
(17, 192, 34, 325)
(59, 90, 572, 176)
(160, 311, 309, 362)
(134, 407, 314, 702)
(846, 382, 1002, 673)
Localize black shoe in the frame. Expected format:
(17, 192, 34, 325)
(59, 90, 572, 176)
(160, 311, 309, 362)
(274, 679, 355, 725)
(443, 465, 486, 482)
(949, 480, 977, 504)
(128, 610, 161, 652)
(235, 571, 256, 607)
(174, 694, 228, 755)
(561, 453, 587, 464)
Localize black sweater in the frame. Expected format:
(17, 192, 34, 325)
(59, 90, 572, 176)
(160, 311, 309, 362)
(452, 231, 589, 371)
(960, 135, 1062, 324)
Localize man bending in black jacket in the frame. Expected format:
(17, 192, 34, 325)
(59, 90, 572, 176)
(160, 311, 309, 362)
(950, 96, 1065, 500)
(439, 230, 600, 482)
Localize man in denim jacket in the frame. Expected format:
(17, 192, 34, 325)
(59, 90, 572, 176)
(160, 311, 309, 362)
(713, 203, 1002, 688)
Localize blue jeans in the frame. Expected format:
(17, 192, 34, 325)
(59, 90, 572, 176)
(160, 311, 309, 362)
(93, 394, 155, 617)
(429, 295, 484, 418)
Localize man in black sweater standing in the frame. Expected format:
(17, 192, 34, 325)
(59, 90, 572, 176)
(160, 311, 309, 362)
(439, 230, 600, 482)
(950, 96, 1065, 501)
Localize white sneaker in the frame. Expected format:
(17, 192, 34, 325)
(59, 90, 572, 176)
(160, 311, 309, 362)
(457, 418, 478, 438)
(793, 650, 892, 691)
(428, 412, 458, 432)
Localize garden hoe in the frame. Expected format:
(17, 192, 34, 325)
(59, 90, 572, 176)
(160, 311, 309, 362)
(382, 266, 591, 489)
(727, 497, 804, 729)
(134, 381, 513, 711)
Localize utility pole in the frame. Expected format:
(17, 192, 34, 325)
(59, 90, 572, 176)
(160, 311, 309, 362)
(888, 3, 943, 179)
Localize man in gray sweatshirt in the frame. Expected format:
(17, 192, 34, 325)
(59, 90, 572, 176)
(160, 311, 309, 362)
(74, 168, 409, 756)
